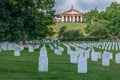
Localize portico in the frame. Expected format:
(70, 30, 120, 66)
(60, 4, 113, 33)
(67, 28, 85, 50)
(61, 6, 83, 22)
(54, 6, 83, 23)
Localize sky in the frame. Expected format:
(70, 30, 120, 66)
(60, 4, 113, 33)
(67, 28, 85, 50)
(54, 0, 120, 14)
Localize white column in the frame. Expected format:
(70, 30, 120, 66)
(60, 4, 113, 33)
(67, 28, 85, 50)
(81, 16, 83, 22)
(70, 16, 71, 22)
(62, 16, 64, 22)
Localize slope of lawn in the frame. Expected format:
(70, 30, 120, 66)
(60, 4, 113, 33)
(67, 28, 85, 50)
(0, 42, 120, 80)
(49, 22, 87, 37)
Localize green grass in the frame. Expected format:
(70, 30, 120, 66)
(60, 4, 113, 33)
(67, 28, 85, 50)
(49, 22, 87, 37)
(0, 42, 120, 80)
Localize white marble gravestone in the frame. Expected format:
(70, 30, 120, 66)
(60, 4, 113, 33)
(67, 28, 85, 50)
(78, 56, 87, 73)
(54, 49, 57, 54)
(55, 49, 62, 55)
(97, 52, 101, 59)
(78, 50, 84, 58)
(115, 53, 120, 64)
(8, 43, 14, 50)
(34, 45, 39, 49)
(58, 46, 64, 52)
(1, 42, 8, 50)
(109, 52, 113, 59)
(67, 48, 72, 55)
(70, 51, 78, 64)
(102, 52, 110, 66)
(84, 50, 90, 59)
(14, 44, 20, 56)
(91, 52, 98, 61)
(38, 56, 48, 72)
(28, 45, 34, 52)
(104, 51, 113, 59)
(40, 46, 47, 57)
(20, 45, 24, 51)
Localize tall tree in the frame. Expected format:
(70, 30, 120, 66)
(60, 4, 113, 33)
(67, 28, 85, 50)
(0, 0, 55, 43)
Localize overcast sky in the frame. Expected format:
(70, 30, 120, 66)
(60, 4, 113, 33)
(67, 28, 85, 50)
(54, 0, 120, 14)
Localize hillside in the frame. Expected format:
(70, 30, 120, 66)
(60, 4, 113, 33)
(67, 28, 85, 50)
(49, 23, 87, 38)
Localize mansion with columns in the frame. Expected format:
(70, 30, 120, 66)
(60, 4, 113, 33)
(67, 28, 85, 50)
(54, 6, 83, 22)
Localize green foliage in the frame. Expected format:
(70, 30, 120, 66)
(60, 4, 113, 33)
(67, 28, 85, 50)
(58, 26, 67, 38)
(63, 29, 83, 39)
(84, 7, 99, 24)
(0, 0, 55, 42)
(85, 2, 120, 39)
(90, 22, 110, 38)
(58, 25, 83, 41)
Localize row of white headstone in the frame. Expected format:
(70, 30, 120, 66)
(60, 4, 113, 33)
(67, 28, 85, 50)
(73, 41, 120, 51)
(31, 42, 120, 73)
(63, 42, 120, 73)
(63, 43, 87, 73)
(49, 44, 64, 55)
(0, 42, 40, 56)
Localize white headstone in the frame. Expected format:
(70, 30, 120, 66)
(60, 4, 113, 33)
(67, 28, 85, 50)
(97, 52, 101, 59)
(8, 43, 14, 50)
(40, 45, 47, 57)
(102, 52, 110, 66)
(28, 45, 34, 52)
(1, 42, 8, 50)
(104, 51, 113, 59)
(78, 57, 87, 73)
(67, 48, 72, 55)
(54, 49, 62, 55)
(109, 52, 113, 59)
(38, 56, 48, 72)
(58, 46, 64, 52)
(20, 45, 24, 51)
(115, 53, 120, 64)
(14, 44, 20, 56)
(91, 52, 98, 61)
(34, 45, 39, 49)
(84, 50, 90, 59)
(70, 51, 78, 64)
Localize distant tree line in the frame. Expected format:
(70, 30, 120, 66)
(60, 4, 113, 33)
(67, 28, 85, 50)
(84, 2, 120, 39)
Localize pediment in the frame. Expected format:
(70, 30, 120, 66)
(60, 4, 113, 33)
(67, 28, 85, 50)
(64, 11, 81, 14)
(62, 9, 82, 15)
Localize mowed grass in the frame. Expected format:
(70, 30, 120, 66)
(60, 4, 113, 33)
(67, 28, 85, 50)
(49, 22, 87, 37)
(0, 42, 120, 80)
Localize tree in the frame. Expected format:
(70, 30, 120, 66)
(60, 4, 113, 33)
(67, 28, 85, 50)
(58, 26, 67, 38)
(84, 7, 99, 24)
(102, 2, 120, 36)
(63, 30, 83, 39)
(89, 21, 110, 38)
(85, 2, 120, 39)
(0, 0, 55, 43)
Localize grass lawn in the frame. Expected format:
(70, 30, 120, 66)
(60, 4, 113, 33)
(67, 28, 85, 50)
(0, 42, 120, 80)
(49, 22, 87, 37)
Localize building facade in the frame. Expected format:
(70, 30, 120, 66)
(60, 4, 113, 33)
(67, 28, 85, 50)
(54, 6, 83, 22)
